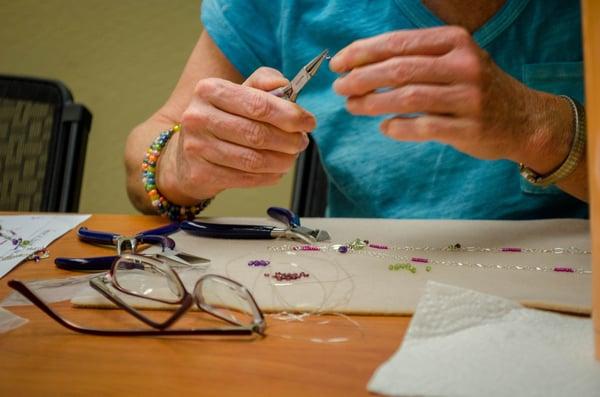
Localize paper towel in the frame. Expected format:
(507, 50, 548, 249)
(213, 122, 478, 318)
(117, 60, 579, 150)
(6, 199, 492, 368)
(368, 282, 600, 397)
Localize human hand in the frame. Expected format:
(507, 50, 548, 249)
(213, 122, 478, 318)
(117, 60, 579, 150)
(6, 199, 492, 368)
(157, 67, 316, 205)
(330, 26, 573, 172)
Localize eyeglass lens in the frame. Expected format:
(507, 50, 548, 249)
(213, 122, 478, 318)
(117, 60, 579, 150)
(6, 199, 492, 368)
(113, 256, 184, 304)
(195, 276, 260, 328)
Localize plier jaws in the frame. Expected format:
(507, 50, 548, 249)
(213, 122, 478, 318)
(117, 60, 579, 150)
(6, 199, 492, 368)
(269, 49, 329, 102)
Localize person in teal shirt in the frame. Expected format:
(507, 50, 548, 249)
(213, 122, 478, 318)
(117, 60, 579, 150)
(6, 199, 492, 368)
(125, 0, 588, 220)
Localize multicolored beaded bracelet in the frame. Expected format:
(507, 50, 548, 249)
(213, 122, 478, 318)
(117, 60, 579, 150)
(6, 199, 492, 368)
(142, 123, 212, 221)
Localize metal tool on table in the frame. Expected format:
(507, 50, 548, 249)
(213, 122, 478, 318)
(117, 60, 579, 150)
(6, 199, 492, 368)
(55, 223, 209, 272)
(269, 49, 329, 102)
(180, 206, 330, 244)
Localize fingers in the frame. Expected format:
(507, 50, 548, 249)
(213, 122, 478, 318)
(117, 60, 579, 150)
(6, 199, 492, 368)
(196, 133, 298, 174)
(194, 77, 316, 132)
(330, 26, 471, 72)
(199, 107, 309, 155)
(381, 114, 476, 143)
(345, 84, 480, 117)
(333, 56, 457, 97)
(173, 66, 317, 199)
(243, 66, 290, 91)
(178, 156, 285, 197)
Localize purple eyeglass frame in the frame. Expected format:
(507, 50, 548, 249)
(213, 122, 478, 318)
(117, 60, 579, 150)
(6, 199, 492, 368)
(8, 255, 266, 337)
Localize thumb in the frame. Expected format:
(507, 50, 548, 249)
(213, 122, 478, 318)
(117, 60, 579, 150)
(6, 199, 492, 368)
(243, 66, 289, 91)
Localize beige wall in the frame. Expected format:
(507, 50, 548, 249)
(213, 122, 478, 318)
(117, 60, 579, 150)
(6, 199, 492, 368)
(0, 1, 293, 216)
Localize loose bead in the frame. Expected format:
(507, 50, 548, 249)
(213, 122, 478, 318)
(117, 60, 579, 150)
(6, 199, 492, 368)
(501, 247, 522, 252)
(248, 259, 270, 267)
(411, 257, 429, 263)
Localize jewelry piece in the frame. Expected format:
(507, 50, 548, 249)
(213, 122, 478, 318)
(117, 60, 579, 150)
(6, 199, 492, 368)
(142, 123, 212, 221)
(270, 239, 592, 275)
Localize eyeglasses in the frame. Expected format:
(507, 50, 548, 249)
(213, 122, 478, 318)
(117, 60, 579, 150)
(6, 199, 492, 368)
(8, 253, 266, 337)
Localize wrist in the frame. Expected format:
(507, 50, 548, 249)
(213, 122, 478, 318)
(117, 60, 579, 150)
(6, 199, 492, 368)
(142, 123, 212, 220)
(513, 92, 573, 175)
(516, 93, 585, 187)
(155, 132, 207, 206)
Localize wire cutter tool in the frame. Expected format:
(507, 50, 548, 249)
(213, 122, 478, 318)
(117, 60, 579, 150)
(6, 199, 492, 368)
(180, 207, 330, 244)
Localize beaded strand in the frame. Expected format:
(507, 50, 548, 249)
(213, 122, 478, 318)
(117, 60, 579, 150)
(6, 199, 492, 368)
(142, 124, 212, 221)
(270, 240, 592, 275)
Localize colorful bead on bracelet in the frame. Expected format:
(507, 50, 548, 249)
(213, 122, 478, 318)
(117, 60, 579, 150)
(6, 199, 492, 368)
(142, 123, 211, 221)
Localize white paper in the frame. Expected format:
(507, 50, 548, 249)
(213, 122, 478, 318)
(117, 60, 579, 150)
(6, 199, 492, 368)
(0, 214, 90, 278)
(368, 282, 600, 397)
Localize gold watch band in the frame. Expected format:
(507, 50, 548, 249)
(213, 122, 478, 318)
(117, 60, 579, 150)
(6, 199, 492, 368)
(519, 95, 586, 187)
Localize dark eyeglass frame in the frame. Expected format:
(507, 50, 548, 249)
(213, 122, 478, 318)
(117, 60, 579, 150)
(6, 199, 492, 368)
(8, 254, 266, 337)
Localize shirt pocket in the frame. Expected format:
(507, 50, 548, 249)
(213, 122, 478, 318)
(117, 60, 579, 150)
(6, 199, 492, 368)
(519, 62, 584, 196)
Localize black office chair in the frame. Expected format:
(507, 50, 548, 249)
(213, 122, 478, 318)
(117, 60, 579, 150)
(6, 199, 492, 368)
(0, 75, 92, 212)
(291, 136, 328, 217)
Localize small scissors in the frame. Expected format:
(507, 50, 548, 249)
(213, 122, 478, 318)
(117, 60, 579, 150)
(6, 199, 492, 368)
(180, 207, 330, 244)
(269, 49, 329, 102)
(55, 223, 209, 272)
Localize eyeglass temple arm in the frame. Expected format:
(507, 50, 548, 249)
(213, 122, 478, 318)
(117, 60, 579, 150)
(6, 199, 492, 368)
(7, 280, 254, 337)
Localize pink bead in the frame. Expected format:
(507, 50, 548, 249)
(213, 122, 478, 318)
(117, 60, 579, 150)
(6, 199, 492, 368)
(501, 247, 522, 252)
(293, 245, 320, 251)
(411, 257, 429, 263)
(368, 243, 388, 250)
(553, 267, 574, 273)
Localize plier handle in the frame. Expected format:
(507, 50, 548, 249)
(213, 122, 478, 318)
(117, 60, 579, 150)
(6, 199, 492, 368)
(180, 207, 330, 243)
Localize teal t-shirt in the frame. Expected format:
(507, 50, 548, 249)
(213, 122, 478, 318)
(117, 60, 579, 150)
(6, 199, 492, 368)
(201, 0, 588, 220)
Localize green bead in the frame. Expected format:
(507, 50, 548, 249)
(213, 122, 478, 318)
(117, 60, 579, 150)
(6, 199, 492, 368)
(349, 238, 367, 250)
(426, 265, 432, 272)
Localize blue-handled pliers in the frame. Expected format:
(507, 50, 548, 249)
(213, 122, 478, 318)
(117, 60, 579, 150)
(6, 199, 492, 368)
(55, 223, 209, 271)
(180, 207, 330, 244)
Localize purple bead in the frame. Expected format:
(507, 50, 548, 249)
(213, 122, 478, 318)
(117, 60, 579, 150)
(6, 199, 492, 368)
(248, 259, 270, 267)
(411, 257, 429, 263)
(501, 247, 522, 252)
(338, 245, 349, 253)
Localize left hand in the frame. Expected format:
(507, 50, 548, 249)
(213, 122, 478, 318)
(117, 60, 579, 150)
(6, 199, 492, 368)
(329, 26, 572, 173)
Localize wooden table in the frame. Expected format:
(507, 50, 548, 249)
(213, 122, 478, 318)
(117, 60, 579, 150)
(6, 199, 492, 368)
(0, 215, 410, 397)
